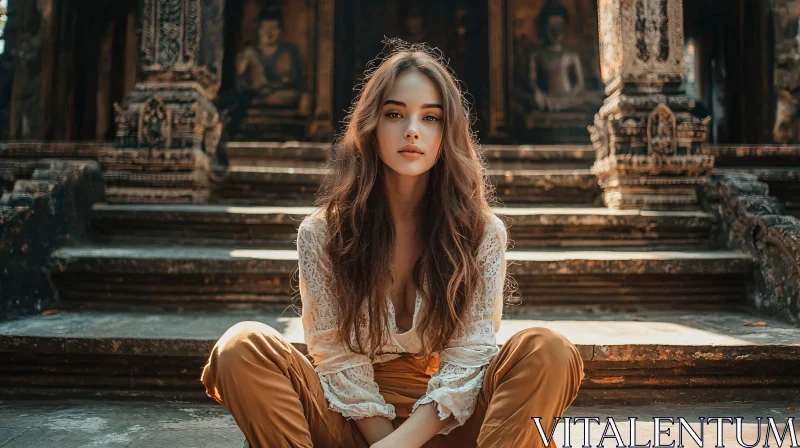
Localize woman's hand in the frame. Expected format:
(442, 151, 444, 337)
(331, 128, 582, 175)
(369, 402, 455, 448)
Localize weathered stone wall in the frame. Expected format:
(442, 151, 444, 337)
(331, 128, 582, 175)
(0, 160, 104, 321)
(703, 173, 800, 325)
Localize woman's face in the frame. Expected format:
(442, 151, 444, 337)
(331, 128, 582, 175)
(376, 69, 444, 177)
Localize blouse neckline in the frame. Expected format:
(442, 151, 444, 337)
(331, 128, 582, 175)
(388, 287, 422, 336)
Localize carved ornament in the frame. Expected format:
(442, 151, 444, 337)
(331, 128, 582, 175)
(597, 0, 684, 90)
(647, 103, 677, 156)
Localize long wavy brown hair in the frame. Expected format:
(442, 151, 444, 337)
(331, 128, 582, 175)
(308, 41, 510, 362)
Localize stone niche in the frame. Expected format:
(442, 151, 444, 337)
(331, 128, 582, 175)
(219, 0, 334, 142)
(773, 0, 800, 144)
(507, 0, 605, 144)
(355, 1, 490, 136)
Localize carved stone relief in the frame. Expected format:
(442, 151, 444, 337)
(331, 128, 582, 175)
(140, 0, 224, 96)
(139, 96, 172, 149)
(647, 103, 676, 156)
(703, 174, 800, 325)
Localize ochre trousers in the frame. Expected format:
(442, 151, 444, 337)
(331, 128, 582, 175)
(201, 322, 585, 448)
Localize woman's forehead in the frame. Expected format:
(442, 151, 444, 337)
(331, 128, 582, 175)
(384, 70, 443, 106)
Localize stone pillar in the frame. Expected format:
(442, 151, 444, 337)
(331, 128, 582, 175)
(487, 0, 506, 139)
(589, 0, 713, 210)
(105, 0, 224, 203)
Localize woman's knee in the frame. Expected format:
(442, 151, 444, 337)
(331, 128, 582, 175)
(213, 321, 286, 371)
(509, 327, 584, 377)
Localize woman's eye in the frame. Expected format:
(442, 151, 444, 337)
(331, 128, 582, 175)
(424, 115, 441, 122)
(386, 111, 402, 118)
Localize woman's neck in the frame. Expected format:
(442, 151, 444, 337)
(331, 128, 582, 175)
(383, 168, 428, 225)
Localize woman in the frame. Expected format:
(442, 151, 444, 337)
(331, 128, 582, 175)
(201, 42, 585, 448)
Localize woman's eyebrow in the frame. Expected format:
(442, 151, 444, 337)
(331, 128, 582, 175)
(383, 99, 443, 110)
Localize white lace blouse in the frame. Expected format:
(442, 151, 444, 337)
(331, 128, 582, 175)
(296, 208, 508, 435)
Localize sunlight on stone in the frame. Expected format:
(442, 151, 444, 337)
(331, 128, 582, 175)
(279, 316, 306, 343)
(497, 320, 769, 346)
(228, 249, 297, 259)
(224, 206, 315, 214)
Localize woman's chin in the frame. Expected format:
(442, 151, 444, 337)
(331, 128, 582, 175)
(386, 163, 432, 177)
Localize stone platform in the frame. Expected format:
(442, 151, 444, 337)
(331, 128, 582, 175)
(2, 400, 795, 448)
(1, 307, 798, 404)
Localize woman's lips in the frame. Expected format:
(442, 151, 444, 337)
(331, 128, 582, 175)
(399, 145, 424, 154)
(399, 144, 423, 159)
(399, 151, 423, 160)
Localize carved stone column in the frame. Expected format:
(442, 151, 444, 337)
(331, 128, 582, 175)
(589, 0, 713, 210)
(105, 0, 224, 203)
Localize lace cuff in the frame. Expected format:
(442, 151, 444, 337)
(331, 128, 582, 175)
(317, 365, 396, 420)
(410, 363, 490, 435)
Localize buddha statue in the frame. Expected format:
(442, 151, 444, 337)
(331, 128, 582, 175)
(235, 9, 303, 109)
(524, 1, 599, 113)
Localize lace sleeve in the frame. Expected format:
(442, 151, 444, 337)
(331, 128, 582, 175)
(297, 216, 396, 421)
(410, 214, 507, 435)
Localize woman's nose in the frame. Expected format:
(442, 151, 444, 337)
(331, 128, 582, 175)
(405, 127, 420, 141)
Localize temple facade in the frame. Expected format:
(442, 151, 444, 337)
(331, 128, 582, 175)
(1, 0, 800, 416)
(0, 0, 781, 145)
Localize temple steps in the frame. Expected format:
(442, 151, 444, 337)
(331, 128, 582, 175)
(1, 307, 798, 403)
(211, 165, 602, 205)
(89, 204, 718, 249)
(47, 245, 752, 310)
(214, 142, 601, 207)
(220, 141, 595, 168)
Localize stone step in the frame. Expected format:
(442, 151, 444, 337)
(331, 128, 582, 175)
(703, 145, 800, 166)
(220, 141, 595, 168)
(221, 141, 331, 168)
(89, 204, 718, 249)
(210, 166, 602, 206)
(481, 144, 595, 164)
(1, 307, 798, 404)
(0, 399, 793, 447)
(48, 246, 752, 309)
(0, 141, 110, 159)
